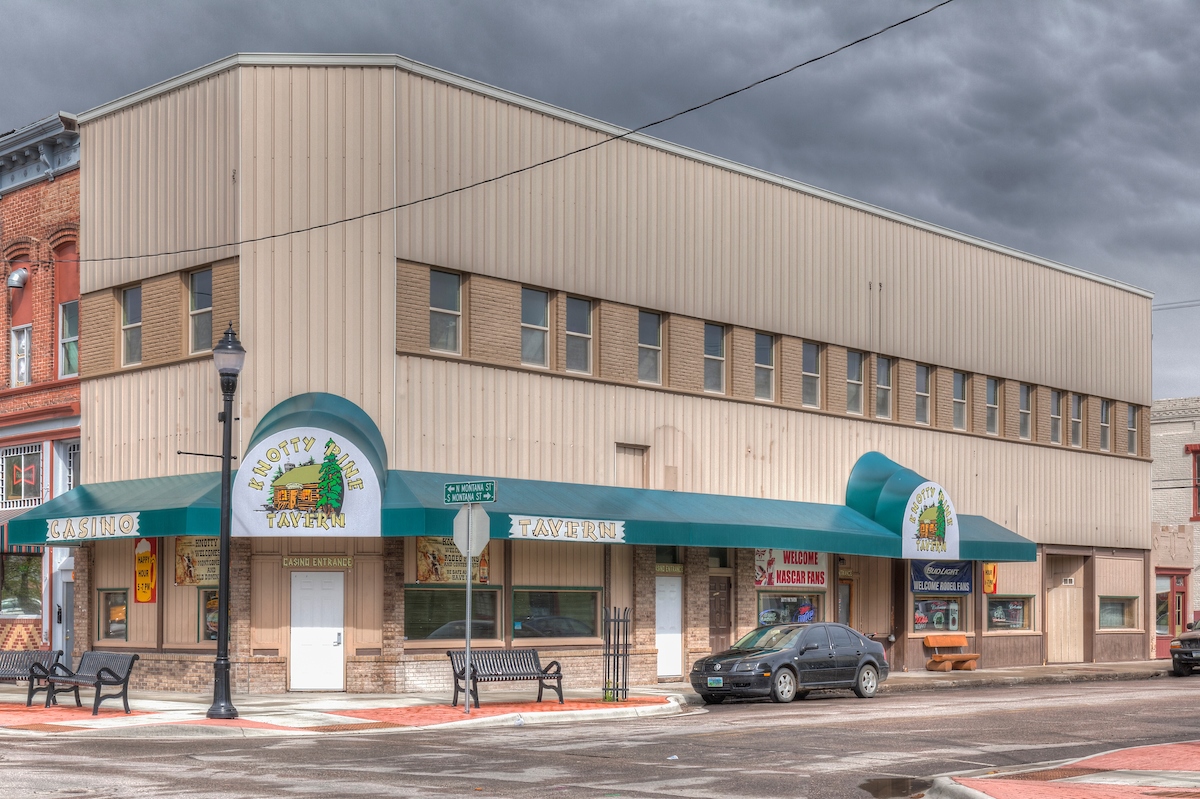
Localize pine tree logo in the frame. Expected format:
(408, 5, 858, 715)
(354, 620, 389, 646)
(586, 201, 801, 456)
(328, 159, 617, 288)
(316, 438, 345, 516)
(935, 491, 948, 544)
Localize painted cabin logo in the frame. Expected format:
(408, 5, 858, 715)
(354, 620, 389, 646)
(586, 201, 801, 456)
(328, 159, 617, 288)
(901, 481, 959, 560)
(233, 427, 381, 537)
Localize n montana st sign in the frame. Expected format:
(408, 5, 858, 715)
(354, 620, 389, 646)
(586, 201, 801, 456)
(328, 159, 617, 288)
(444, 481, 496, 504)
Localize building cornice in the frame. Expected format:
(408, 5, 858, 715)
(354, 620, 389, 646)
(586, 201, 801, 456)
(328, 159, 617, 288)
(76, 53, 1152, 300)
(0, 113, 80, 197)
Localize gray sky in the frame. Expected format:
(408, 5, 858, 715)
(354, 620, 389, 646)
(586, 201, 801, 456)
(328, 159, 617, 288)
(3, 0, 1196, 399)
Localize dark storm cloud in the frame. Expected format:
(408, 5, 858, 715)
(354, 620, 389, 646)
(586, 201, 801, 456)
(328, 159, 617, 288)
(2, 0, 1196, 396)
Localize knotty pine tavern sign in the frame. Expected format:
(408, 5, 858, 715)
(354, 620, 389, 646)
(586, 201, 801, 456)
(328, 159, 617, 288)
(508, 515, 625, 542)
(232, 426, 382, 537)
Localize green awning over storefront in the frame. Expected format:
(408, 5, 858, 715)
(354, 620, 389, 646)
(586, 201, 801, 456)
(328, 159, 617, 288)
(958, 514, 1037, 562)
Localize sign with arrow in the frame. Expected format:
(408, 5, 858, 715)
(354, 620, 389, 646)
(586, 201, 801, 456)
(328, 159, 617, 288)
(444, 480, 496, 505)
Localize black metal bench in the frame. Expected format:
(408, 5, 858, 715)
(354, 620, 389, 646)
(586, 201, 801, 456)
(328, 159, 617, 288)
(447, 648, 563, 708)
(40, 652, 140, 715)
(0, 649, 61, 707)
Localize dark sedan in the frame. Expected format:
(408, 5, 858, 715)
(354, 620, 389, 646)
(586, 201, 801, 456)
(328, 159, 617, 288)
(689, 622, 889, 704)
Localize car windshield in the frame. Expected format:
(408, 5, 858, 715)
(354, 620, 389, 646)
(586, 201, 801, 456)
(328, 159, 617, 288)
(731, 625, 806, 651)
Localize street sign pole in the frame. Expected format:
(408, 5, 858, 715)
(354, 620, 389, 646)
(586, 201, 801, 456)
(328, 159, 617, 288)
(447, 482, 495, 716)
(463, 502, 472, 715)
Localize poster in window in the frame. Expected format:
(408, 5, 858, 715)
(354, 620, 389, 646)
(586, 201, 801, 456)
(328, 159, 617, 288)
(134, 539, 157, 603)
(200, 589, 219, 641)
(415, 537, 489, 583)
(175, 536, 220, 586)
(754, 549, 826, 587)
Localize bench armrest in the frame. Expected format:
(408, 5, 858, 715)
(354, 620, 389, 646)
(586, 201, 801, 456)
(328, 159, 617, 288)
(29, 661, 52, 679)
(48, 662, 75, 678)
(97, 666, 125, 683)
(541, 660, 562, 676)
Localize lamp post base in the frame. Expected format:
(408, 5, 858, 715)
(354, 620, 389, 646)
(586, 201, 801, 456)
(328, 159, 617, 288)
(206, 657, 239, 719)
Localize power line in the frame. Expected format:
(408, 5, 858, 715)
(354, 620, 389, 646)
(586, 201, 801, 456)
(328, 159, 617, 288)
(1153, 299, 1200, 312)
(3, 0, 958, 269)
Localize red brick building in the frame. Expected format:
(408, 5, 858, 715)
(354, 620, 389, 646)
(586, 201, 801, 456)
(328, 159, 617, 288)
(0, 113, 80, 655)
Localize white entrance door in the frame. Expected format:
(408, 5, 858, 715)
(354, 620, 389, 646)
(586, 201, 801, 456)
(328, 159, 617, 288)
(1046, 555, 1086, 664)
(290, 571, 345, 691)
(656, 575, 683, 677)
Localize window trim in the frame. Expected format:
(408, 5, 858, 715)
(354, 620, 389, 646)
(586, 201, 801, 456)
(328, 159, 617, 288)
(637, 310, 662, 385)
(1050, 389, 1063, 444)
(846, 351, 864, 415)
(875, 356, 892, 419)
(1099, 399, 1111, 451)
(952, 372, 968, 431)
(188, 268, 214, 355)
(703, 323, 725, 394)
(564, 296, 592, 374)
(915, 364, 931, 425)
(121, 285, 143, 366)
(97, 588, 130, 642)
(1097, 595, 1140, 631)
(520, 287, 550, 368)
(754, 332, 775, 402)
(10, 324, 31, 388)
(58, 300, 79, 378)
(1018, 384, 1032, 440)
(801, 341, 821, 408)
(429, 269, 462, 355)
(985, 377, 1000, 436)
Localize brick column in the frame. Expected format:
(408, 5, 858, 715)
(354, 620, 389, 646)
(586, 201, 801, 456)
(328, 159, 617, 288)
(683, 547, 710, 661)
(632, 546, 656, 648)
(73, 542, 93, 661)
(382, 537, 404, 692)
(734, 548, 757, 639)
(229, 538, 251, 660)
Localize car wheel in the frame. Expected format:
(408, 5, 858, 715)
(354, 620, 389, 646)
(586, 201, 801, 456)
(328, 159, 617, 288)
(699, 693, 725, 704)
(770, 668, 797, 703)
(1173, 661, 1194, 677)
(853, 664, 879, 699)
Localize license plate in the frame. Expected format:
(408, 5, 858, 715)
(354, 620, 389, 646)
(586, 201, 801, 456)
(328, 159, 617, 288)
(707, 677, 723, 688)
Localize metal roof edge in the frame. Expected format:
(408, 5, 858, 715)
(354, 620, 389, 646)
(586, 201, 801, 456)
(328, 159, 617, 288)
(75, 53, 1153, 300)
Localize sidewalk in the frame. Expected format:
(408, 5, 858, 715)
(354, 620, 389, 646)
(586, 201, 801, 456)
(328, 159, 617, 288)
(0, 658, 1173, 739)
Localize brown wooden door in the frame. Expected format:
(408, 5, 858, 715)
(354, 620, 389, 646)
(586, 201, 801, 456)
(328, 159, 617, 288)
(709, 577, 731, 653)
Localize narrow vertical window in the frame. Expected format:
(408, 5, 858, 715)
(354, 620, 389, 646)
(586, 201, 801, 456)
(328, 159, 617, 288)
(520, 288, 549, 367)
(1127, 406, 1138, 455)
(952, 372, 968, 430)
(846, 351, 864, 414)
(565, 297, 591, 373)
(1050, 390, 1062, 444)
(875, 356, 892, 419)
(985, 377, 1000, 435)
(429, 270, 461, 353)
(754, 333, 774, 401)
(915, 364, 931, 425)
(59, 301, 79, 378)
(637, 311, 661, 384)
(2, 444, 41, 506)
(1100, 399, 1111, 451)
(189, 269, 213, 353)
(121, 286, 142, 366)
(703, 323, 725, 393)
(802, 342, 821, 408)
(1019, 384, 1032, 440)
(67, 442, 81, 490)
(10, 326, 30, 387)
(1070, 394, 1083, 448)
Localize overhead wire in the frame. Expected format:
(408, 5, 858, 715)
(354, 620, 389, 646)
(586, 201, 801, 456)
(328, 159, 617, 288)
(1, 0, 958, 269)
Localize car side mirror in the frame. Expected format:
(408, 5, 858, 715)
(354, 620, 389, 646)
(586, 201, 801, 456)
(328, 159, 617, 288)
(1188, 622, 1195, 631)
(802, 642, 819, 652)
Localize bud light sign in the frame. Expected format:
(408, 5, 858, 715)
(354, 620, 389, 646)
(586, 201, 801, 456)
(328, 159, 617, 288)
(910, 560, 972, 594)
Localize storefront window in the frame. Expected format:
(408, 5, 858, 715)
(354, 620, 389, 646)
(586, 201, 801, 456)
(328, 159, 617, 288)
(708, 548, 729, 569)
(200, 588, 219, 641)
(405, 588, 498, 640)
(987, 597, 1032, 631)
(513, 590, 599, 638)
(0, 554, 42, 616)
(913, 597, 964, 632)
(758, 593, 822, 626)
(1099, 597, 1138, 629)
(655, 546, 680, 564)
(99, 590, 128, 640)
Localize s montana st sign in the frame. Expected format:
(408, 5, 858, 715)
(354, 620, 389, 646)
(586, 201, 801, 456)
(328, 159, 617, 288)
(444, 481, 496, 504)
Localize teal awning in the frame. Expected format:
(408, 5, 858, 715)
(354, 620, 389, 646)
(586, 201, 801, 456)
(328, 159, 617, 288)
(383, 471, 903, 557)
(7, 473, 222, 545)
(959, 515, 1037, 562)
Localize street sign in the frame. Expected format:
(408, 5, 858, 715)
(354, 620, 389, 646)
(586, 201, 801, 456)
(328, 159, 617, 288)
(452, 503, 491, 558)
(444, 480, 496, 504)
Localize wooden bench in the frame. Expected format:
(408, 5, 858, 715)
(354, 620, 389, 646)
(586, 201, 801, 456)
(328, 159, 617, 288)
(39, 652, 140, 715)
(923, 634, 980, 671)
(447, 648, 563, 708)
(0, 649, 61, 707)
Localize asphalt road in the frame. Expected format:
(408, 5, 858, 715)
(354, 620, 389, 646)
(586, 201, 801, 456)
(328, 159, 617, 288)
(3, 678, 1200, 799)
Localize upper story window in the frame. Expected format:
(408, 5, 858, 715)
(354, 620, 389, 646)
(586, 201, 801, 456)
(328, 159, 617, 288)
(1019, 384, 1032, 440)
(59, 301, 79, 378)
(520, 288, 549, 367)
(754, 333, 774, 401)
(875, 356, 892, 419)
(1100, 399, 1112, 451)
(1189, 445, 1200, 522)
(189, 269, 213, 353)
(1050, 389, 1063, 444)
(2, 444, 41, 508)
(846, 351, 864, 415)
(565, 297, 592, 374)
(1127, 406, 1139, 455)
(952, 372, 968, 430)
(121, 286, 143, 366)
(638, 311, 661, 384)
(10, 326, 30, 387)
(1070, 394, 1084, 448)
(802, 342, 820, 408)
(985, 377, 1000, 435)
(67, 442, 81, 490)
(429, 270, 461, 353)
(915, 364, 931, 425)
(703, 323, 725, 393)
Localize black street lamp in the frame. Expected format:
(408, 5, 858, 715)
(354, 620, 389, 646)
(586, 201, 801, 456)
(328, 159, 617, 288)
(207, 324, 246, 720)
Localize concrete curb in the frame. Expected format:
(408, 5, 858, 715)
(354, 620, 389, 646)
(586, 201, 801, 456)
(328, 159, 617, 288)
(925, 776, 997, 799)
(420, 693, 689, 731)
